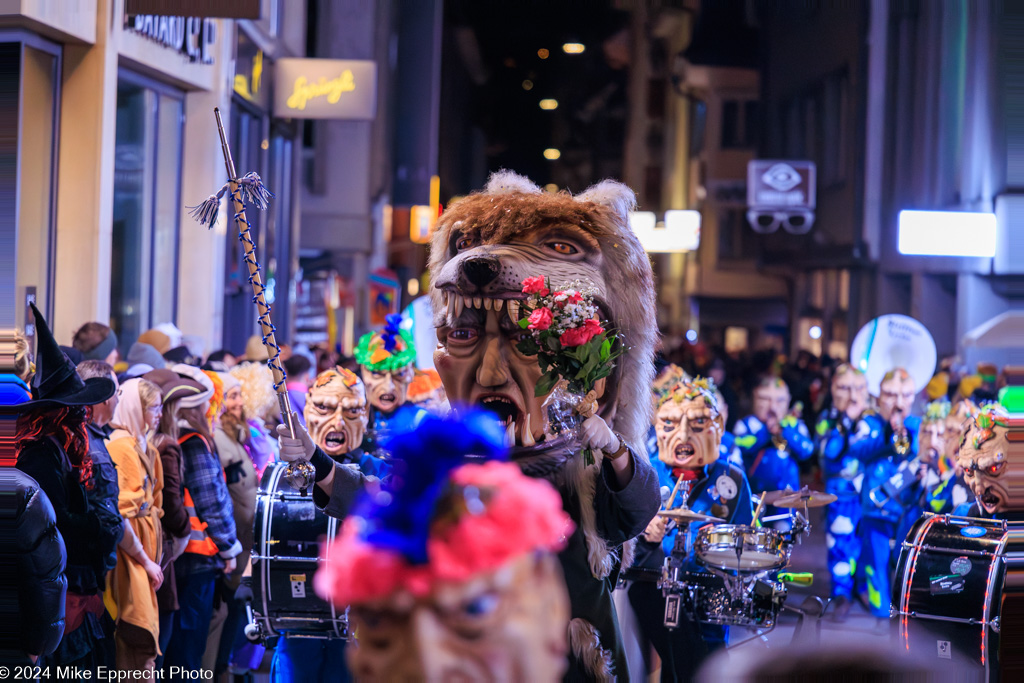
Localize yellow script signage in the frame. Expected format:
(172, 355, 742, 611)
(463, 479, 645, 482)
(274, 59, 376, 120)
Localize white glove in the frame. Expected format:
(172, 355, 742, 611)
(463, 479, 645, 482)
(582, 414, 620, 453)
(276, 412, 316, 463)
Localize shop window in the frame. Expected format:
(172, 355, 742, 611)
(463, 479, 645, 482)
(0, 34, 61, 330)
(111, 72, 183, 353)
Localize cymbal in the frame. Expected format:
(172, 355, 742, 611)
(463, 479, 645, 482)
(774, 488, 838, 508)
(758, 490, 794, 505)
(658, 508, 725, 524)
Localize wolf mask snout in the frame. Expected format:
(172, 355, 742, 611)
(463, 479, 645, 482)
(462, 255, 501, 288)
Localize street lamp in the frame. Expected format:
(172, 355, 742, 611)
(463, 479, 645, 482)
(562, 43, 585, 54)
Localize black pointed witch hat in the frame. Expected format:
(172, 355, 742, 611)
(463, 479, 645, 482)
(0, 303, 116, 413)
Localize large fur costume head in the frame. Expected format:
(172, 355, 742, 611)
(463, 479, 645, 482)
(429, 171, 657, 460)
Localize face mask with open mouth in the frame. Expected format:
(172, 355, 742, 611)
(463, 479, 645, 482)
(958, 406, 1011, 516)
(305, 368, 369, 461)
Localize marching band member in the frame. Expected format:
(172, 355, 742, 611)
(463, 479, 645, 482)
(851, 368, 921, 618)
(630, 378, 753, 680)
(816, 364, 868, 618)
(733, 377, 814, 523)
(270, 367, 384, 682)
(922, 400, 976, 515)
(354, 314, 428, 457)
(315, 413, 573, 681)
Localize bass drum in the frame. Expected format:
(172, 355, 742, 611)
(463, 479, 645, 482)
(251, 461, 348, 639)
(893, 513, 1007, 675)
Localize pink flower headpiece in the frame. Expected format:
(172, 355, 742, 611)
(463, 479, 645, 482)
(314, 460, 572, 606)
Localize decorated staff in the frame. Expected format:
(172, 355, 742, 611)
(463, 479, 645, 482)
(189, 108, 311, 492)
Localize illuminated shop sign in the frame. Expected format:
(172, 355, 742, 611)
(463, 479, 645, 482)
(274, 59, 377, 120)
(125, 14, 218, 65)
(125, 1, 259, 19)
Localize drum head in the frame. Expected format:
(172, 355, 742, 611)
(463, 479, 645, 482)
(698, 548, 787, 572)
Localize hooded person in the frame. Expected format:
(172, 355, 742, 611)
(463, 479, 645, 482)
(105, 378, 165, 671)
(141, 367, 211, 665)
(425, 171, 661, 679)
(72, 322, 119, 366)
(353, 314, 429, 457)
(162, 366, 242, 673)
(315, 412, 573, 681)
(206, 370, 260, 678)
(10, 304, 119, 671)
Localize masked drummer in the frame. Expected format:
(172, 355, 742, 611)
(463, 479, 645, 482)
(628, 377, 753, 679)
(269, 367, 387, 681)
(314, 412, 573, 681)
(846, 367, 921, 618)
(954, 404, 1012, 520)
(816, 364, 869, 619)
(733, 377, 814, 525)
(354, 314, 428, 458)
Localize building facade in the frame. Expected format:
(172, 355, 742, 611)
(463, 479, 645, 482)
(4, 0, 305, 358)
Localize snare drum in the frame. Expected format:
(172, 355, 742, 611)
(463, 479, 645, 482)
(893, 513, 1007, 671)
(251, 461, 348, 639)
(695, 524, 789, 573)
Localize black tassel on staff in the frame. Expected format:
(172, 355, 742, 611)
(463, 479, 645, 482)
(189, 107, 316, 494)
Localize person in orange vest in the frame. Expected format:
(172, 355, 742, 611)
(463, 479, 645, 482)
(162, 367, 241, 673)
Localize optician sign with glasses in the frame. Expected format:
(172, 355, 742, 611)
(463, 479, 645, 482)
(746, 160, 816, 235)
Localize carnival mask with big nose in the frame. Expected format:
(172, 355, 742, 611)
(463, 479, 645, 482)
(944, 401, 977, 465)
(347, 553, 569, 682)
(361, 365, 413, 414)
(958, 408, 1011, 515)
(656, 393, 723, 471)
(877, 368, 915, 430)
(304, 368, 368, 458)
(832, 365, 868, 419)
(919, 418, 947, 470)
(752, 381, 790, 431)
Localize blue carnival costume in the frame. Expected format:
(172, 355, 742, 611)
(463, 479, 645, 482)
(817, 408, 865, 600)
(627, 456, 753, 681)
(852, 414, 921, 617)
(733, 414, 813, 532)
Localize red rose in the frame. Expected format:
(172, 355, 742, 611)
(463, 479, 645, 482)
(527, 307, 554, 331)
(559, 318, 604, 347)
(521, 276, 550, 297)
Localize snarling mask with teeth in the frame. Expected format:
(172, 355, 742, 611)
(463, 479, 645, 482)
(957, 405, 1011, 516)
(656, 378, 723, 471)
(304, 368, 369, 460)
(429, 171, 656, 465)
(355, 314, 418, 415)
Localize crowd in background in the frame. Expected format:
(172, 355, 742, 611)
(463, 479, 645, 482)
(7, 315, 1011, 678)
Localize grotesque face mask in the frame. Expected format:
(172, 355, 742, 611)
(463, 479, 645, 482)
(347, 553, 569, 681)
(429, 173, 658, 455)
(752, 382, 790, 427)
(832, 367, 868, 419)
(878, 371, 916, 426)
(944, 401, 976, 464)
(361, 365, 414, 414)
(958, 411, 1010, 515)
(656, 394, 723, 471)
(304, 369, 368, 458)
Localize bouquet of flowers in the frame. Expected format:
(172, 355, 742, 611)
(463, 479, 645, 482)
(515, 276, 622, 463)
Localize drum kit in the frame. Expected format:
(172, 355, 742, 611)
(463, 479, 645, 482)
(658, 486, 836, 634)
